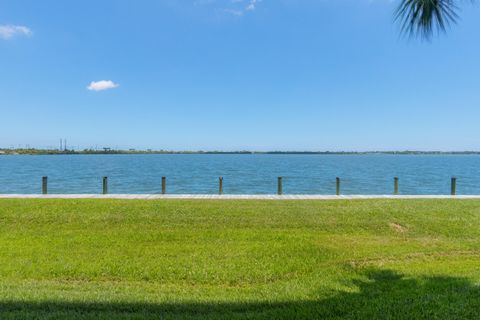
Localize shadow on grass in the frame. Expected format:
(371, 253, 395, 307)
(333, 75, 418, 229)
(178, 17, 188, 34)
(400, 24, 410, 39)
(1, 270, 479, 319)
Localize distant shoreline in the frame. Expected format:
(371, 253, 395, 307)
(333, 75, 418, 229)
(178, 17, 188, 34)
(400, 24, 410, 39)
(1, 149, 480, 156)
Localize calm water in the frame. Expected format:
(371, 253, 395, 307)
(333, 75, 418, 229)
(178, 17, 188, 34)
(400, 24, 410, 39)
(0, 154, 479, 195)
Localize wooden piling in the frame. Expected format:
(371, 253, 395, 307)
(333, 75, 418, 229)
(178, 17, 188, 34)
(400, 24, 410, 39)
(451, 177, 457, 196)
(162, 177, 166, 194)
(103, 177, 108, 194)
(42, 176, 48, 195)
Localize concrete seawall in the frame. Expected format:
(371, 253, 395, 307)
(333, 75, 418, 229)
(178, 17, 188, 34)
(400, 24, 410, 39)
(1, 194, 480, 200)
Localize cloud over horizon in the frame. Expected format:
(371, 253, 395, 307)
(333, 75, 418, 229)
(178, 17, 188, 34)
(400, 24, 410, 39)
(87, 80, 119, 91)
(0, 25, 32, 40)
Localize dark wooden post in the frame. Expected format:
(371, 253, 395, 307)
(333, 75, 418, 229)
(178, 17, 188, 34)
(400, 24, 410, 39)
(162, 177, 166, 195)
(278, 177, 283, 195)
(219, 177, 223, 195)
(42, 176, 48, 195)
(336, 177, 340, 196)
(102, 177, 108, 194)
(394, 177, 399, 195)
(451, 177, 457, 196)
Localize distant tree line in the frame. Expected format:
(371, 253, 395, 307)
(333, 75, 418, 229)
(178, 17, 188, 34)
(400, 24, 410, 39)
(1, 148, 480, 156)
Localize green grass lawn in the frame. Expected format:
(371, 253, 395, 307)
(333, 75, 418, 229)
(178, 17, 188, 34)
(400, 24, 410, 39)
(0, 199, 479, 319)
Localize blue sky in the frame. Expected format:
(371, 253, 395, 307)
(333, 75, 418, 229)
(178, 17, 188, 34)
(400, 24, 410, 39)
(1, 0, 480, 151)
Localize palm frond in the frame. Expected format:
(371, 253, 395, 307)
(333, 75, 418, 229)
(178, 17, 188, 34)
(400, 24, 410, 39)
(395, 0, 460, 40)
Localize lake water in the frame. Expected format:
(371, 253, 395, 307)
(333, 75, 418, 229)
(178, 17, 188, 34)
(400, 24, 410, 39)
(0, 154, 479, 195)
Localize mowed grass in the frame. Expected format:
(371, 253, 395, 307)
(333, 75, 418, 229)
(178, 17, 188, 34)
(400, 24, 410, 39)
(0, 199, 480, 319)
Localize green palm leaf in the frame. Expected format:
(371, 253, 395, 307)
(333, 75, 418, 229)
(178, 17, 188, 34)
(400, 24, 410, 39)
(395, 0, 461, 39)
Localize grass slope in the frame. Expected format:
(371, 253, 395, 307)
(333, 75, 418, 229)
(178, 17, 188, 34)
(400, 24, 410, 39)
(0, 199, 479, 319)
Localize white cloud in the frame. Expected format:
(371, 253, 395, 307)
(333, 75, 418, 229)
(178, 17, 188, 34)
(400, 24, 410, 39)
(198, 0, 261, 16)
(223, 8, 244, 16)
(245, 0, 258, 11)
(87, 80, 119, 91)
(0, 25, 32, 40)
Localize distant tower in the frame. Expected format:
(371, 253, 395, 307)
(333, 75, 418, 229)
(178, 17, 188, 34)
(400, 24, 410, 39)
(64, 139, 67, 151)
(60, 139, 63, 151)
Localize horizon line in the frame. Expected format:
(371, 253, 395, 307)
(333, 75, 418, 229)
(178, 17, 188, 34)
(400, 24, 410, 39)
(2, 148, 480, 155)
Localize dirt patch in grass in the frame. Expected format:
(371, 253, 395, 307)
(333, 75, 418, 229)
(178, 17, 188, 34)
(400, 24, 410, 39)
(389, 222, 407, 233)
